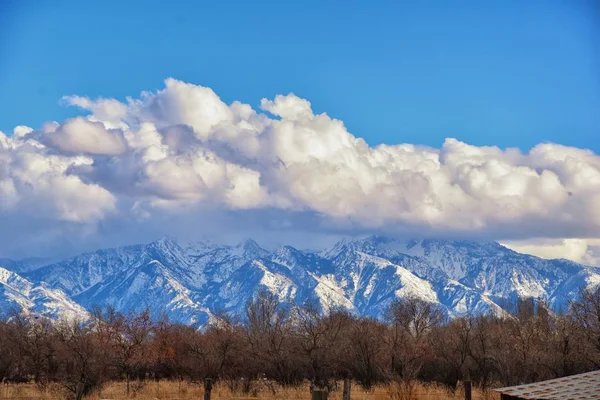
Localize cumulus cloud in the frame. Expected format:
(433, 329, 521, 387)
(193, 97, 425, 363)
(0, 131, 116, 223)
(1, 78, 600, 259)
(43, 117, 128, 155)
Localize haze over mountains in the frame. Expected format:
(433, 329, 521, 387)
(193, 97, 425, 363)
(1, 235, 599, 326)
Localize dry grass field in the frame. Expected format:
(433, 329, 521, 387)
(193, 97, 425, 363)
(1, 380, 501, 400)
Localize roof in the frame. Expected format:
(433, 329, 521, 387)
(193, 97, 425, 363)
(494, 370, 600, 399)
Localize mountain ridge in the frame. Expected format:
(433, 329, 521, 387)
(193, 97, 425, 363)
(1, 235, 598, 325)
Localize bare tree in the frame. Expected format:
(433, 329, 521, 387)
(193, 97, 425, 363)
(3, 287, 600, 394)
(571, 287, 600, 368)
(245, 290, 303, 386)
(54, 319, 111, 400)
(387, 297, 445, 341)
(429, 316, 473, 387)
(104, 309, 153, 394)
(294, 303, 350, 390)
(346, 318, 389, 389)
(385, 297, 444, 382)
(187, 317, 243, 381)
(12, 315, 58, 387)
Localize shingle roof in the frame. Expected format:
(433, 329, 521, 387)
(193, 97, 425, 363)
(494, 370, 600, 399)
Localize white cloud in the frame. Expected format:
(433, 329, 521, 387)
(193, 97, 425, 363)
(2, 78, 600, 258)
(45, 117, 127, 155)
(260, 94, 313, 120)
(503, 238, 600, 266)
(132, 78, 234, 140)
(0, 134, 116, 223)
(62, 95, 128, 129)
(13, 126, 34, 139)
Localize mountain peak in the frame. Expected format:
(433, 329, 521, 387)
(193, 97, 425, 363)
(147, 235, 186, 255)
(234, 238, 269, 258)
(154, 235, 179, 246)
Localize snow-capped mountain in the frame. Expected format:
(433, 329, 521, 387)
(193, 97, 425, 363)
(1, 235, 599, 326)
(0, 267, 88, 321)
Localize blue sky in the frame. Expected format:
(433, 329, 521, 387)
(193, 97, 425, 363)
(2, 1, 600, 260)
(1, 0, 599, 152)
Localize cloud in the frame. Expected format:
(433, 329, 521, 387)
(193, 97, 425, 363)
(44, 117, 128, 155)
(0, 130, 116, 224)
(503, 238, 600, 266)
(260, 94, 313, 120)
(1, 78, 600, 258)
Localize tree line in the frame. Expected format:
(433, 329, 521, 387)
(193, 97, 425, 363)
(3, 288, 600, 399)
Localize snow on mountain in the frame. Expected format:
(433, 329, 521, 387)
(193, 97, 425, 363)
(322, 238, 504, 317)
(322, 235, 594, 315)
(0, 267, 88, 321)
(72, 258, 214, 326)
(24, 243, 147, 295)
(1, 235, 599, 326)
(548, 267, 600, 312)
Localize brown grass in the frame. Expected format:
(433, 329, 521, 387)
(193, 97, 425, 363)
(1, 380, 502, 400)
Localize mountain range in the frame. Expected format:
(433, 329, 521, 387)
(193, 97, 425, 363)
(1, 236, 599, 326)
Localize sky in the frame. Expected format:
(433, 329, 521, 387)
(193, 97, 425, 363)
(0, 1, 600, 262)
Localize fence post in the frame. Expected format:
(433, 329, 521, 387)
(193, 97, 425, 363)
(343, 378, 351, 400)
(464, 380, 472, 400)
(204, 378, 213, 400)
